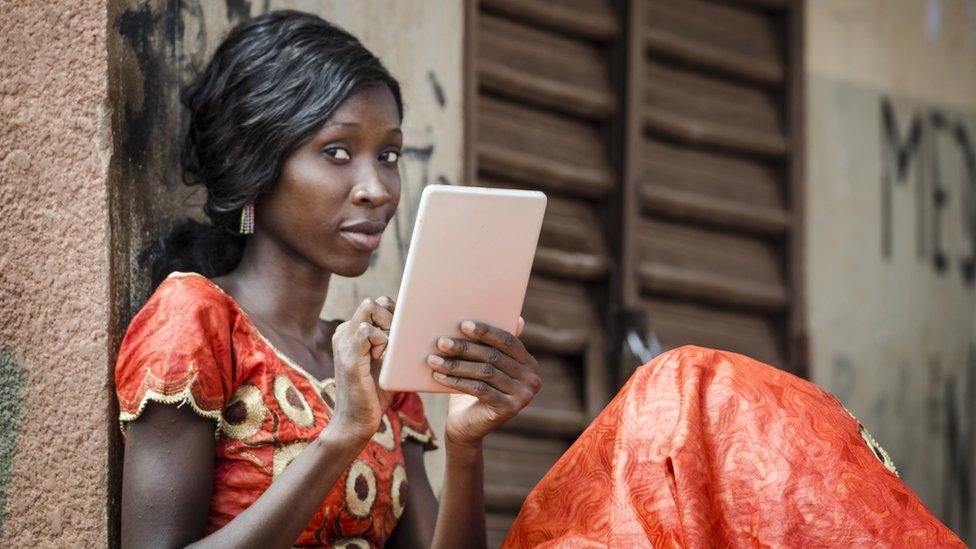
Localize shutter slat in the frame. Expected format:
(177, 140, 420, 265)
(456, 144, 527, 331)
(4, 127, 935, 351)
(643, 59, 787, 156)
(478, 15, 615, 119)
(645, 0, 784, 85)
(731, 0, 789, 11)
(486, 484, 532, 512)
(642, 298, 786, 367)
(483, 432, 570, 508)
(521, 275, 596, 354)
(481, 0, 618, 42)
(487, 512, 518, 548)
(639, 261, 788, 311)
(638, 139, 789, 235)
(478, 98, 614, 197)
(636, 218, 787, 311)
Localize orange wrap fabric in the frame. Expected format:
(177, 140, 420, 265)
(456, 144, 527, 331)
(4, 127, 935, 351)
(504, 346, 964, 548)
(115, 272, 437, 547)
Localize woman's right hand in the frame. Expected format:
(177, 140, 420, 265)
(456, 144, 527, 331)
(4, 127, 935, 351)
(326, 296, 395, 444)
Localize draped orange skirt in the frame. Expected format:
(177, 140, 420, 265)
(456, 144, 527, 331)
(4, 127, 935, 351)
(503, 346, 964, 548)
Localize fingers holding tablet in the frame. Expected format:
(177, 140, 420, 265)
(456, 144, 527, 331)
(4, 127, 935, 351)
(427, 319, 542, 420)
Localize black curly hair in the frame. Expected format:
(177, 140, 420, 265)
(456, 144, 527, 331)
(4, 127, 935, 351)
(144, 10, 403, 289)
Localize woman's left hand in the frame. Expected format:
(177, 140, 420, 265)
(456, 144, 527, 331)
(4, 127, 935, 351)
(427, 317, 541, 446)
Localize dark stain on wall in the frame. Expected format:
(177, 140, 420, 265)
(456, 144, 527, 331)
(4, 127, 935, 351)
(225, 0, 252, 23)
(107, 1, 256, 545)
(0, 346, 25, 539)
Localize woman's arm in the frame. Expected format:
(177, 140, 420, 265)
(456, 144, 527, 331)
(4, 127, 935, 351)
(121, 402, 369, 549)
(386, 438, 486, 549)
(385, 441, 439, 547)
(121, 297, 397, 549)
(431, 440, 486, 548)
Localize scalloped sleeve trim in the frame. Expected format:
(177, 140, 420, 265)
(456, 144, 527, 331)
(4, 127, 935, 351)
(118, 367, 224, 439)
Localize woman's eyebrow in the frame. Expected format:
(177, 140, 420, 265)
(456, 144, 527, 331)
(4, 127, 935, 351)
(321, 122, 401, 135)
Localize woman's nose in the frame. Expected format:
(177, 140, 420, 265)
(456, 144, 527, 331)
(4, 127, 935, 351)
(351, 166, 393, 207)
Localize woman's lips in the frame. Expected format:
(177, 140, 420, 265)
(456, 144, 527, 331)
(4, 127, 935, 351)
(340, 229, 383, 252)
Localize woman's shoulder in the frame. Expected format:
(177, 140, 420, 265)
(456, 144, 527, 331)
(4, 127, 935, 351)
(148, 271, 235, 310)
(120, 271, 239, 350)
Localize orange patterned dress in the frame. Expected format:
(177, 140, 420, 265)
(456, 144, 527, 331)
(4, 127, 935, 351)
(115, 272, 437, 547)
(504, 346, 965, 548)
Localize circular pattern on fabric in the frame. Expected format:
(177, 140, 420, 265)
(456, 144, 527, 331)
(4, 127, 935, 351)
(273, 374, 314, 428)
(391, 463, 408, 520)
(320, 378, 337, 412)
(272, 441, 309, 479)
(344, 459, 377, 519)
(222, 383, 267, 440)
(331, 538, 369, 549)
(371, 414, 395, 451)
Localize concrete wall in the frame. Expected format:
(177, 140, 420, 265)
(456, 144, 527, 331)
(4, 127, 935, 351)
(0, 0, 112, 545)
(806, 0, 976, 541)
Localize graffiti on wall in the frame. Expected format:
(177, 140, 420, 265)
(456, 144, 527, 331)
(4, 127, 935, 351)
(875, 96, 976, 541)
(880, 97, 976, 285)
(0, 346, 25, 539)
(942, 344, 975, 540)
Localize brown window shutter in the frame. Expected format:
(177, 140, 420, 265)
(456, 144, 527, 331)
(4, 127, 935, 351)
(469, 0, 620, 544)
(467, 0, 804, 544)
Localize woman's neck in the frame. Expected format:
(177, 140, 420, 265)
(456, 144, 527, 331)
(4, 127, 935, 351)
(224, 232, 332, 344)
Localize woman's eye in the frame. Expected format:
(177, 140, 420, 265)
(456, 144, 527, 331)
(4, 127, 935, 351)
(324, 147, 351, 161)
(380, 151, 400, 164)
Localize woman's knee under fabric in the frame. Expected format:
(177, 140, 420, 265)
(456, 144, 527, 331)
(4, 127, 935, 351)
(503, 346, 964, 548)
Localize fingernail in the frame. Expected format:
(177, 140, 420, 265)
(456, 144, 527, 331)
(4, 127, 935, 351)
(438, 337, 453, 350)
(432, 371, 447, 380)
(427, 355, 444, 367)
(461, 320, 476, 334)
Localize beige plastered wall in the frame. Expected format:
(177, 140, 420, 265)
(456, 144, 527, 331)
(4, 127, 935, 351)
(806, 0, 976, 541)
(0, 0, 112, 545)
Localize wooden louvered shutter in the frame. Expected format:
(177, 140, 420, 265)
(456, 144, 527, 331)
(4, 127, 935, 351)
(468, 0, 620, 545)
(622, 0, 804, 373)
(467, 0, 804, 544)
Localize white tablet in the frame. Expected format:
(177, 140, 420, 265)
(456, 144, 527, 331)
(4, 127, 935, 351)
(378, 185, 547, 393)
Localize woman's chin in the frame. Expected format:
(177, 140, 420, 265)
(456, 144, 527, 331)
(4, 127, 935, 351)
(328, 254, 373, 278)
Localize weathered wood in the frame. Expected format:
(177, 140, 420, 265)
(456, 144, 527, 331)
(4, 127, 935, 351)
(634, 218, 787, 310)
(637, 138, 789, 235)
(642, 59, 788, 157)
(644, 0, 784, 85)
(641, 297, 786, 367)
(478, 14, 615, 119)
(478, 97, 614, 197)
(480, 0, 618, 41)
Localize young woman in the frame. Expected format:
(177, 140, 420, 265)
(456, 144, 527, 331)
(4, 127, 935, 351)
(116, 9, 965, 549)
(116, 11, 539, 548)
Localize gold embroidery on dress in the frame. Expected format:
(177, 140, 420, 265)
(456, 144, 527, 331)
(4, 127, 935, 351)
(222, 383, 267, 440)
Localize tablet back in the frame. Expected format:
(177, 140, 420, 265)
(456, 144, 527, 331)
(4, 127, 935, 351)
(379, 185, 547, 393)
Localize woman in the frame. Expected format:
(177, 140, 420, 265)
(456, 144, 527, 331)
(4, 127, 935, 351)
(117, 9, 965, 549)
(117, 10, 539, 548)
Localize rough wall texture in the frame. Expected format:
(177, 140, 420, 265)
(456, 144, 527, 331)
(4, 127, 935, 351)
(806, 0, 976, 542)
(0, 0, 112, 545)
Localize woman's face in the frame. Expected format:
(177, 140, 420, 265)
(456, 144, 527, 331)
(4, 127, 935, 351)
(256, 85, 402, 277)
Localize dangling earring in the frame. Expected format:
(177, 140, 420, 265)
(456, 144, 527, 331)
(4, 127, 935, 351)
(239, 203, 255, 235)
